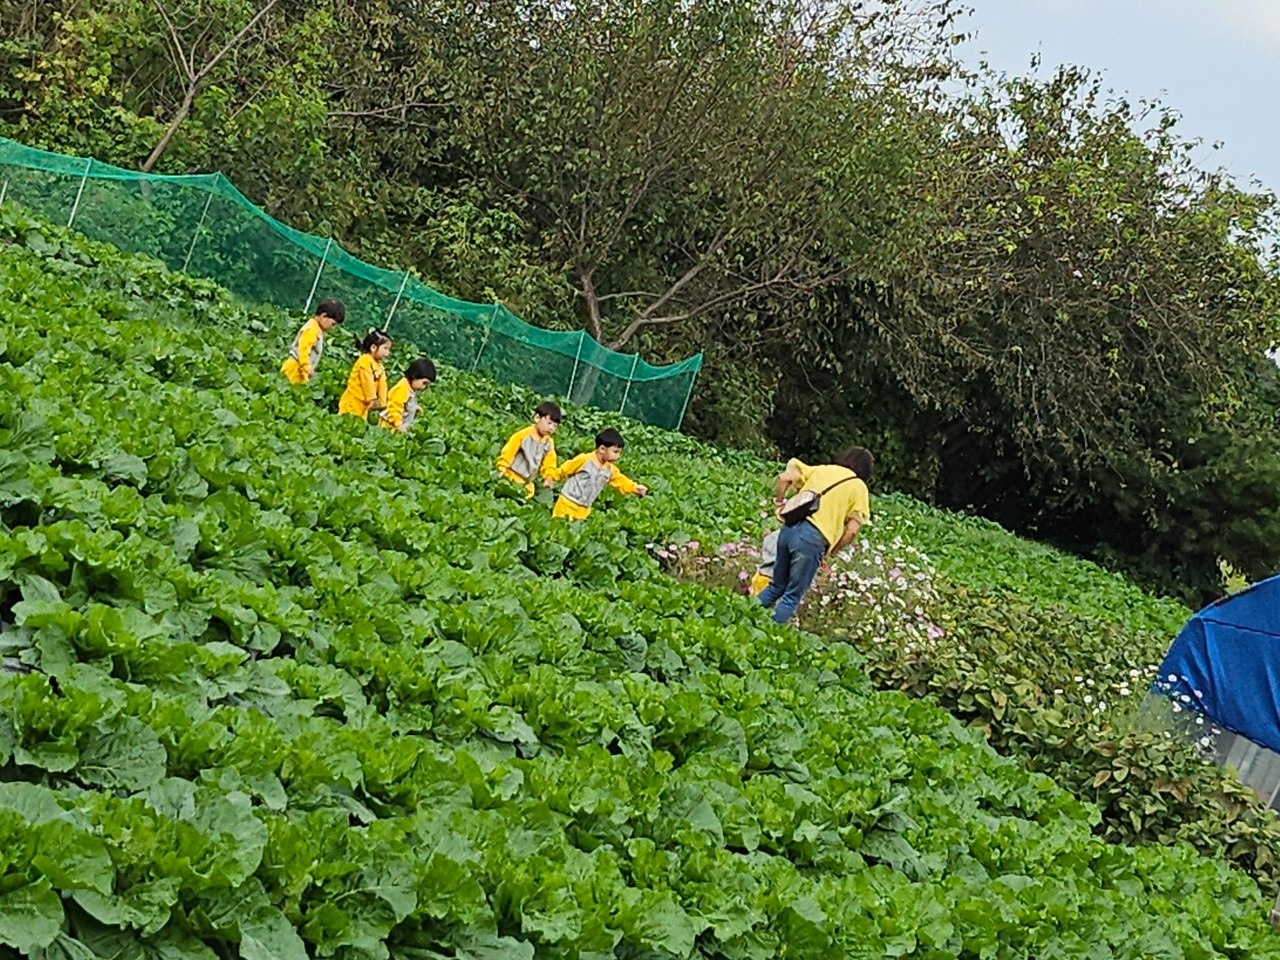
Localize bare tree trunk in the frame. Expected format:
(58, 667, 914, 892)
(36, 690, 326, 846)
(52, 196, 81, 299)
(141, 87, 196, 172)
(579, 269, 604, 342)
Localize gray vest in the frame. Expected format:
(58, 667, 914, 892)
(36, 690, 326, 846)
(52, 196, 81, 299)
(400, 389, 420, 431)
(560, 457, 614, 507)
(510, 433, 553, 482)
(289, 322, 324, 371)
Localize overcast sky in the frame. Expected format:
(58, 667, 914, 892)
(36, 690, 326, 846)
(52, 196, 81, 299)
(955, 0, 1279, 195)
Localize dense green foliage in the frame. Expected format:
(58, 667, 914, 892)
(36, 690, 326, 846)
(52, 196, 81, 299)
(3, 0, 1278, 595)
(2, 203, 1280, 956)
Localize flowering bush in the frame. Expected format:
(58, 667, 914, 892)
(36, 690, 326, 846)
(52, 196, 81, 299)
(657, 521, 944, 647)
(803, 532, 944, 651)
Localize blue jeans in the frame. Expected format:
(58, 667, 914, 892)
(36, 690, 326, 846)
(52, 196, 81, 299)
(758, 520, 827, 623)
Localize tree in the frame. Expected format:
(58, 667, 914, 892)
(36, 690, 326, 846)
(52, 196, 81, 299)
(772, 65, 1280, 598)
(450, 0, 964, 349)
(143, 0, 282, 171)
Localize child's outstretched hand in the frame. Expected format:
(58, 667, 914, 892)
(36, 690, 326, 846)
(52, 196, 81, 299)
(634, 485, 649, 497)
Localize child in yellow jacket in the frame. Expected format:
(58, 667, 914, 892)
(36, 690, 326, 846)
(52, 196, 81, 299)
(552, 428, 648, 520)
(379, 358, 436, 432)
(496, 400, 562, 496)
(281, 299, 344, 384)
(338, 329, 392, 420)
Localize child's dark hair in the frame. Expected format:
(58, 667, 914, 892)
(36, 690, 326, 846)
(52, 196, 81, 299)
(405, 357, 436, 382)
(834, 446, 874, 484)
(595, 428, 624, 449)
(356, 328, 392, 353)
(315, 298, 345, 323)
(535, 400, 563, 423)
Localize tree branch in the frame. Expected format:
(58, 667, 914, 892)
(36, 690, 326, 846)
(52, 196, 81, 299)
(194, 0, 280, 84)
(151, 0, 193, 80)
(141, 0, 281, 172)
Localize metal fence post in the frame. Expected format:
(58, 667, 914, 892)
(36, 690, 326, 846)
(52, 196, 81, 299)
(471, 304, 498, 372)
(565, 332, 585, 400)
(182, 192, 214, 273)
(303, 238, 333, 315)
(386, 271, 411, 325)
(66, 158, 93, 228)
(674, 365, 699, 431)
(0, 178, 8, 207)
(618, 355, 640, 416)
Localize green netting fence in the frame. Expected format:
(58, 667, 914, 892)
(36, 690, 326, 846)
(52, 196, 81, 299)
(0, 137, 701, 429)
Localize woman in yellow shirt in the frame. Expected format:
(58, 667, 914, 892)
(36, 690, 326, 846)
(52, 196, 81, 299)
(338, 329, 392, 420)
(759, 447, 873, 624)
(379, 357, 436, 432)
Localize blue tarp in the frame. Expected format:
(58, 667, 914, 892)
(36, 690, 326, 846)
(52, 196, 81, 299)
(1155, 574, 1280, 753)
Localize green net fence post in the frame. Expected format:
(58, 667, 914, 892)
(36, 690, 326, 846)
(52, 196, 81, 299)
(565, 331, 586, 398)
(618, 355, 640, 416)
(182, 192, 214, 273)
(0, 177, 8, 206)
(471, 305, 497, 371)
(304, 237, 333, 315)
(386, 272, 410, 325)
(66, 157, 93, 228)
(675, 366, 698, 431)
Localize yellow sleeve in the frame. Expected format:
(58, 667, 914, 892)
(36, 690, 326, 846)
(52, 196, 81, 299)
(540, 441, 558, 482)
(849, 481, 871, 522)
(785, 457, 813, 485)
(296, 322, 320, 380)
(382, 380, 408, 429)
(556, 453, 590, 482)
(496, 428, 527, 474)
(355, 357, 377, 406)
(374, 362, 388, 409)
(608, 464, 639, 495)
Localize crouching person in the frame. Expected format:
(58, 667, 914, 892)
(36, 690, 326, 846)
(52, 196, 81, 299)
(759, 447, 873, 624)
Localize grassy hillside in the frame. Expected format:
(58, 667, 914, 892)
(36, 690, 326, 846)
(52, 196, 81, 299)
(0, 202, 1277, 958)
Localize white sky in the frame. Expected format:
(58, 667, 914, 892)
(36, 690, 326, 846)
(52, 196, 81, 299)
(955, 0, 1280, 195)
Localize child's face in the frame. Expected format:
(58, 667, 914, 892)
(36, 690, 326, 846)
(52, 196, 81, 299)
(374, 341, 393, 361)
(409, 377, 432, 391)
(317, 315, 339, 331)
(534, 414, 559, 437)
(597, 444, 623, 463)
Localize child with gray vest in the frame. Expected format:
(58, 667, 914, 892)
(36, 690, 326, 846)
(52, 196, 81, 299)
(552, 428, 648, 520)
(497, 401, 562, 496)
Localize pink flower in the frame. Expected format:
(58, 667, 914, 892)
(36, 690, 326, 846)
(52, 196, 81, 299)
(738, 570, 750, 582)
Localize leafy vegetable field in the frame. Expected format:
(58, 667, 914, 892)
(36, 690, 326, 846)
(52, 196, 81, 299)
(0, 204, 1277, 958)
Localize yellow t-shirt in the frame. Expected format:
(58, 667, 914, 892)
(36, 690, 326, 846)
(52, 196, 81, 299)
(337, 354, 387, 419)
(281, 317, 323, 384)
(551, 453, 638, 519)
(379, 377, 419, 431)
(787, 459, 870, 549)
(496, 425, 558, 492)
